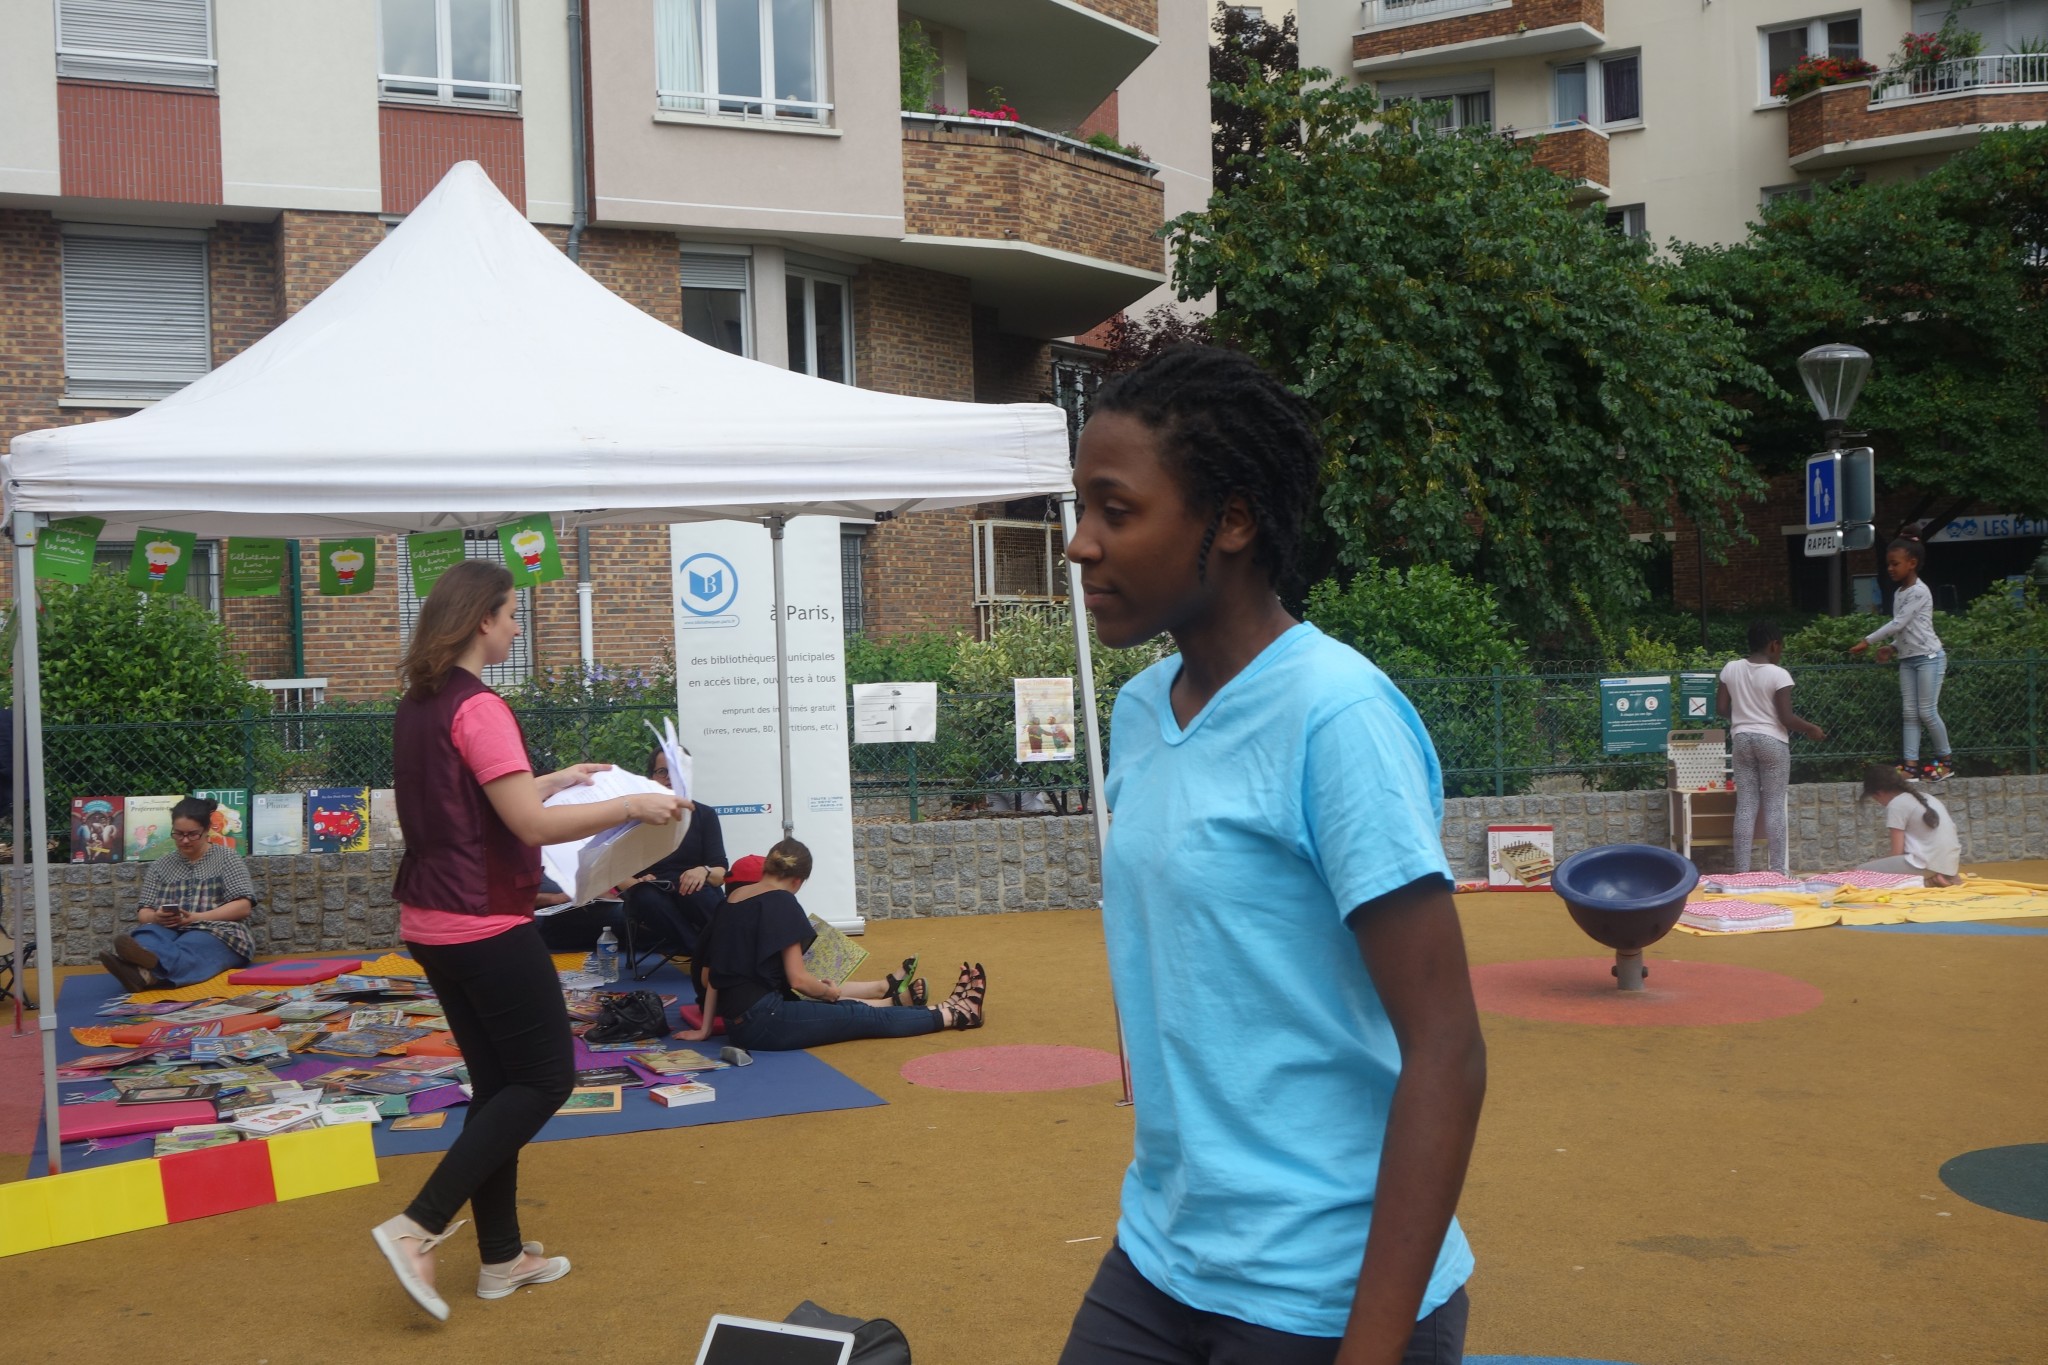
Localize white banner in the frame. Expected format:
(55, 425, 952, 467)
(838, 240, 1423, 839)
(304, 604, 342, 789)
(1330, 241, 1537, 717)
(670, 518, 859, 930)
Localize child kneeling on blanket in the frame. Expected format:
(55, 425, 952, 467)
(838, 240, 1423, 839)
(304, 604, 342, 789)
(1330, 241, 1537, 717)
(1859, 765, 1963, 887)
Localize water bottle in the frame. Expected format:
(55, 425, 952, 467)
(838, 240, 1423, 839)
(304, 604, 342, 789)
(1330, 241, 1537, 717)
(595, 927, 620, 983)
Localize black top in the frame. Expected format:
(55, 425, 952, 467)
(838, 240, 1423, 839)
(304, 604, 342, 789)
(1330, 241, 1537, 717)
(640, 803, 726, 884)
(702, 889, 814, 1019)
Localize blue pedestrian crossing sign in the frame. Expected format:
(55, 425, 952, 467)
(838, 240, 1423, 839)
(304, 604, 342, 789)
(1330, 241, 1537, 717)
(1806, 452, 1840, 529)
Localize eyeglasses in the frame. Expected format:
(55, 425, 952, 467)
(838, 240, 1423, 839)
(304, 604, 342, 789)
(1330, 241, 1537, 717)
(651, 767, 670, 780)
(171, 828, 207, 841)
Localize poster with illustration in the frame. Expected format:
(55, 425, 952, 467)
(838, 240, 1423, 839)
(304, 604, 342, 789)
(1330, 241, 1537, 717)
(70, 797, 123, 863)
(307, 787, 371, 853)
(127, 528, 197, 594)
(369, 789, 401, 849)
(1487, 825, 1557, 890)
(251, 792, 306, 857)
(1013, 677, 1078, 764)
(222, 539, 288, 598)
(124, 795, 182, 863)
(406, 529, 466, 597)
(318, 539, 377, 596)
(192, 788, 250, 854)
(497, 515, 564, 586)
(35, 516, 105, 586)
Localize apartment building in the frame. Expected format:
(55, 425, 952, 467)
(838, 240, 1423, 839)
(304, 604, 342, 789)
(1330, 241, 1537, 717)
(1295, 0, 2047, 612)
(0, 0, 1209, 697)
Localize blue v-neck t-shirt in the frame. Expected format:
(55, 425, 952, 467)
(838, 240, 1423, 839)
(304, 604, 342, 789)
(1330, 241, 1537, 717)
(1101, 621, 1471, 1336)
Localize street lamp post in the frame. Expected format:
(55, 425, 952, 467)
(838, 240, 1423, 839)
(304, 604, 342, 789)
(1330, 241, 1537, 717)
(1797, 343, 1872, 616)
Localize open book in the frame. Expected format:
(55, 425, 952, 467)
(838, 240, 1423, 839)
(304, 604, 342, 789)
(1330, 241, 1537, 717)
(539, 768, 687, 908)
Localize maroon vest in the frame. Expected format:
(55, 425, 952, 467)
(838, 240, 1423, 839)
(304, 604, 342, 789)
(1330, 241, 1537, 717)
(391, 669, 541, 916)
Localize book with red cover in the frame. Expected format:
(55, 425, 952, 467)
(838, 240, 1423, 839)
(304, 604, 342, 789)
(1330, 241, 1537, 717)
(60, 1099, 219, 1142)
(228, 958, 362, 986)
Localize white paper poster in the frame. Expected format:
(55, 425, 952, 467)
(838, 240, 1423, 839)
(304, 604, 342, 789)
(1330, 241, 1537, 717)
(671, 518, 859, 929)
(1014, 677, 1077, 763)
(852, 682, 938, 744)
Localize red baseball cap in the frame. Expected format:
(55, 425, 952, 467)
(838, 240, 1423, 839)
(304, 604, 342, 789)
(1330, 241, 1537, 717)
(725, 854, 765, 886)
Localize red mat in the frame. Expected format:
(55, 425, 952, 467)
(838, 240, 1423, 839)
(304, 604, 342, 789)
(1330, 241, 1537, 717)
(0, 1025, 44, 1155)
(1471, 957, 1823, 1027)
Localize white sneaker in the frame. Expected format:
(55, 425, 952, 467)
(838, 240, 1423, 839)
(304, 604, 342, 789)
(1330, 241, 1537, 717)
(371, 1213, 466, 1322)
(477, 1242, 572, 1300)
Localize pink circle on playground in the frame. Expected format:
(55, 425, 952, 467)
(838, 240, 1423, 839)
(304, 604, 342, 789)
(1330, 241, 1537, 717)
(1472, 958, 1822, 1027)
(902, 1045, 1124, 1092)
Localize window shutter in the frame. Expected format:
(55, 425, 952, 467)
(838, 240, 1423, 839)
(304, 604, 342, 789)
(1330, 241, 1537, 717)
(57, 0, 215, 87)
(679, 253, 749, 290)
(62, 232, 211, 401)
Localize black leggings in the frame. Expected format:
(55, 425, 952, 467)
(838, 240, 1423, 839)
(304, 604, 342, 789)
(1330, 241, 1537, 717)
(403, 923, 575, 1264)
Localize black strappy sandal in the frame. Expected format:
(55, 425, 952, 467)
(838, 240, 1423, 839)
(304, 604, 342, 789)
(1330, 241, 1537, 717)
(887, 975, 928, 1006)
(943, 963, 986, 1030)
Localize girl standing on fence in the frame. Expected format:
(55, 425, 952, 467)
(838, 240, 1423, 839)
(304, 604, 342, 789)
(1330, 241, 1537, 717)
(1717, 620, 1825, 876)
(1058, 346, 1483, 1365)
(1850, 535, 1953, 781)
(1858, 764, 1963, 886)
(370, 559, 685, 1322)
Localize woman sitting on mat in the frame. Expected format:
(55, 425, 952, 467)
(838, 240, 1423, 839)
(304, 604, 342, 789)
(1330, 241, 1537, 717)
(1859, 764, 1963, 887)
(100, 796, 258, 990)
(677, 838, 984, 1049)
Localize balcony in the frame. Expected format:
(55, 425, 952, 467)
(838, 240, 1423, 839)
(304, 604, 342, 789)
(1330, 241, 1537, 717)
(899, 0, 1157, 131)
(1786, 55, 2048, 170)
(1355, 0, 1604, 76)
(898, 112, 1165, 336)
(1510, 121, 1609, 200)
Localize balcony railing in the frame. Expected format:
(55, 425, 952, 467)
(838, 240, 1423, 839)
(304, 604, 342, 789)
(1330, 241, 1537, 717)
(1872, 52, 2048, 104)
(1359, 0, 1500, 27)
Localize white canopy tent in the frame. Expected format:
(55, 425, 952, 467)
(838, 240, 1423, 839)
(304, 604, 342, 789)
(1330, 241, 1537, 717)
(3, 161, 1113, 1171)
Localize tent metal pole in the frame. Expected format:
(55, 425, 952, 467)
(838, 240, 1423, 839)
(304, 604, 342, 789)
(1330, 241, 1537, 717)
(12, 512, 62, 1170)
(11, 620, 27, 1033)
(768, 515, 795, 840)
(1059, 493, 1129, 1105)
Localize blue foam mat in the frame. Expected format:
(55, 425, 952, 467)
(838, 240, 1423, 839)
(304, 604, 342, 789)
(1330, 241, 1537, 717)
(32, 957, 884, 1176)
(1845, 922, 2048, 936)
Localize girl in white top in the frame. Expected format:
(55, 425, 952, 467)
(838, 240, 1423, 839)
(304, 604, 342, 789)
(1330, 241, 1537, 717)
(1849, 536, 1952, 782)
(1716, 620, 1825, 875)
(1858, 765, 1963, 886)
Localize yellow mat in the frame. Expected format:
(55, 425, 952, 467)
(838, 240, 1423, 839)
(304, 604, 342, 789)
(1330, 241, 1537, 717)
(1674, 878, 2048, 935)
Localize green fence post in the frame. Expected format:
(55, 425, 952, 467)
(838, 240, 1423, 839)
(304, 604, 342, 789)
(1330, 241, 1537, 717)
(241, 706, 256, 794)
(907, 745, 920, 824)
(1492, 665, 1506, 798)
(2030, 651, 2040, 777)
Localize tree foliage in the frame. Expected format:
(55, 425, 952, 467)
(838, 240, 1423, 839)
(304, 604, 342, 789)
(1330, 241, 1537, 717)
(1675, 129, 2048, 525)
(1169, 73, 1768, 631)
(1210, 7, 1299, 192)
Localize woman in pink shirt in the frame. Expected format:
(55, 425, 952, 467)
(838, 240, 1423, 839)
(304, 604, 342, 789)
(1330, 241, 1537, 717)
(370, 560, 685, 1322)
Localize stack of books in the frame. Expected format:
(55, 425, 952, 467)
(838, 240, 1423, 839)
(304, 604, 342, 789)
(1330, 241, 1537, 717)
(1678, 899, 1796, 933)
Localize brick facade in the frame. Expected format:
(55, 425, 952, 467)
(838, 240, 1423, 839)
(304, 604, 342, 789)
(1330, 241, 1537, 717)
(1076, 93, 1119, 141)
(575, 227, 684, 327)
(1786, 81, 2048, 162)
(528, 526, 681, 677)
(902, 123, 1165, 275)
(1355, 0, 1604, 62)
(378, 104, 527, 215)
(1073, 0, 1156, 35)
(1520, 124, 1608, 188)
(276, 211, 386, 316)
(972, 307, 1054, 408)
(57, 80, 223, 204)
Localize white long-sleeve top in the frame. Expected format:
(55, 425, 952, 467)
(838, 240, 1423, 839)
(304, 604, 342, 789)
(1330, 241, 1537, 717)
(1864, 580, 1942, 657)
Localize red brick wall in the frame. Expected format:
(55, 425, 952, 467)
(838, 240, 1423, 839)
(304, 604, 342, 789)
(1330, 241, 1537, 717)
(528, 526, 680, 677)
(1787, 82, 2048, 160)
(1523, 125, 1608, 186)
(1355, 0, 1603, 61)
(297, 537, 406, 698)
(972, 306, 1053, 407)
(276, 211, 386, 316)
(1076, 0, 1155, 33)
(58, 80, 222, 204)
(902, 124, 1165, 274)
(379, 105, 526, 215)
(209, 221, 278, 367)
(576, 228, 683, 327)
(1077, 93, 1119, 141)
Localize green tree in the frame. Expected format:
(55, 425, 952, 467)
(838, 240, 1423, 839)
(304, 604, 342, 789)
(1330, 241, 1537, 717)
(1170, 73, 1767, 632)
(1210, 7, 1300, 192)
(1675, 129, 2048, 533)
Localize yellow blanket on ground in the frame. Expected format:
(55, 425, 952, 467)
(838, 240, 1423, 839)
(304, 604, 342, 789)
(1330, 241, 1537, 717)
(1673, 878, 2048, 935)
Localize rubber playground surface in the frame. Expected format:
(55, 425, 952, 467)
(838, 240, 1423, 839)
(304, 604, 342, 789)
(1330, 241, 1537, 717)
(3, 863, 2045, 1364)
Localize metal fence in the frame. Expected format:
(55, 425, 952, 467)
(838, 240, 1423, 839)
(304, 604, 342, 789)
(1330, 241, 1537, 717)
(21, 656, 2045, 835)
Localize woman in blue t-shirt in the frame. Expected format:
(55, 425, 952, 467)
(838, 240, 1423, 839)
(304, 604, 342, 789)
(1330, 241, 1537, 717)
(1058, 347, 1486, 1365)
(676, 839, 983, 1049)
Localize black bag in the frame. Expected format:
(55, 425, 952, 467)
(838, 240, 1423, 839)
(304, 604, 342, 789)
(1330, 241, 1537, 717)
(783, 1301, 911, 1365)
(584, 989, 668, 1045)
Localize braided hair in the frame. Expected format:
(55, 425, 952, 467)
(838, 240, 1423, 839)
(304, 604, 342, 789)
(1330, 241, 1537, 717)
(1090, 345, 1321, 587)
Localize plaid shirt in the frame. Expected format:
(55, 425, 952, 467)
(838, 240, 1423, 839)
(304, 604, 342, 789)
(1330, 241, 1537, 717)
(141, 847, 259, 961)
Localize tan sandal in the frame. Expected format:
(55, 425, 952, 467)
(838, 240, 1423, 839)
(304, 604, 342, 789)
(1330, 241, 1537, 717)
(371, 1213, 467, 1321)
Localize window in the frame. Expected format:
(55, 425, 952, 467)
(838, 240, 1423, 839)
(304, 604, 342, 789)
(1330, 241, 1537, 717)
(1761, 15, 1861, 101)
(93, 541, 221, 611)
(655, 0, 830, 123)
(397, 534, 533, 686)
(1379, 74, 1494, 131)
(1605, 203, 1648, 239)
(1051, 350, 1102, 455)
(839, 526, 867, 636)
(1762, 181, 1816, 209)
(379, 0, 518, 110)
(785, 270, 850, 383)
(62, 225, 210, 402)
(1553, 53, 1642, 127)
(56, 0, 215, 87)
(680, 252, 750, 356)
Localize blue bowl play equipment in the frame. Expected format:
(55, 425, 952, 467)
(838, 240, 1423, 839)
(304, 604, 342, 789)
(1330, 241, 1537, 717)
(1550, 844, 1700, 990)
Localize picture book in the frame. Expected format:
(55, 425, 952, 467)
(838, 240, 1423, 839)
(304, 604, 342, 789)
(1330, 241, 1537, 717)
(308, 1067, 383, 1091)
(153, 1129, 241, 1157)
(224, 1030, 292, 1063)
(117, 1082, 218, 1106)
(345, 1072, 447, 1097)
(70, 797, 123, 863)
(273, 1001, 347, 1023)
(555, 1086, 623, 1116)
(251, 792, 307, 857)
(375, 1056, 464, 1075)
(390, 1111, 447, 1131)
(1486, 825, 1557, 891)
(649, 1081, 715, 1108)
(574, 1065, 644, 1090)
(373, 1094, 414, 1118)
(317, 1101, 383, 1126)
(306, 787, 371, 853)
(347, 1007, 408, 1031)
(804, 915, 869, 986)
(629, 1048, 725, 1075)
(369, 788, 401, 848)
(192, 788, 250, 854)
(124, 795, 181, 863)
(229, 1103, 322, 1136)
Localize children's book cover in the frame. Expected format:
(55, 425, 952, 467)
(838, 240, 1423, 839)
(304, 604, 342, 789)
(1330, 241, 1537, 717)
(369, 788, 401, 849)
(192, 788, 250, 854)
(124, 795, 182, 863)
(307, 787, 371, 853)
(251, 792, 306, 856)
(70, 797, 123, 863)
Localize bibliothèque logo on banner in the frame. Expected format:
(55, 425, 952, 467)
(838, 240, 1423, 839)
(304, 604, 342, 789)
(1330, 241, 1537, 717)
(678, 552, 740, 628)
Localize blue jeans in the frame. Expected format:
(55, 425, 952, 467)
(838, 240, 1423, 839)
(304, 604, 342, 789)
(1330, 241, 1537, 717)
(128, 923, 247, 986)
(727, 991, 942, 1051)
(1898, 651, 1951, 761)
